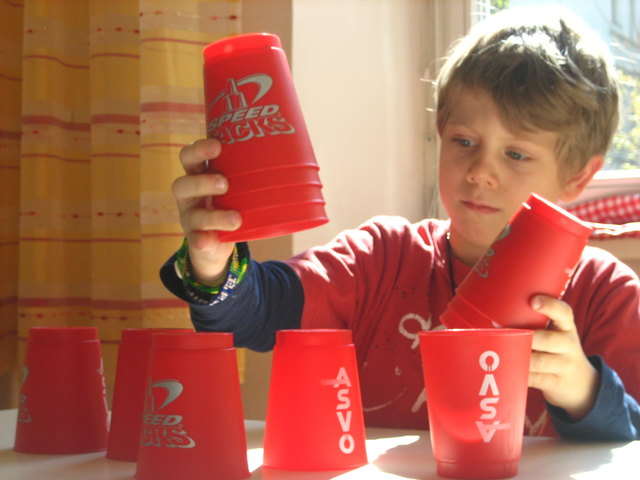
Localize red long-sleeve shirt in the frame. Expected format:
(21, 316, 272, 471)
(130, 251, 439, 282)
(162, 215, 640, 439)
(287, 217, 640, 436)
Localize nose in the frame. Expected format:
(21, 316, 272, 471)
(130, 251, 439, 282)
(465, 153, 498, 188)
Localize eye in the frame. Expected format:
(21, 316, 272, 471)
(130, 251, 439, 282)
(505, 149, 529, 161)
(452, 137, 476, 148)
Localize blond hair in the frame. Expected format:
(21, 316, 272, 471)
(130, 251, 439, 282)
(436, 7, 619, 178)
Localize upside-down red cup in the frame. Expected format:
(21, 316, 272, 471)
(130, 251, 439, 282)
(203, 32, 328, 242)
(14, 327, 109, 454)
(263, 329, 368, 471)
(441, 193, 592, 329)
(419, 329, 533, 479)
(107, 328, 193, 462)
(135, 332, 249, 480)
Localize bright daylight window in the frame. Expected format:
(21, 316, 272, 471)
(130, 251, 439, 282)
(478, 0, 640, 201)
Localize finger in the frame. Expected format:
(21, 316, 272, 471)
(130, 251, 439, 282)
(172, 173, 229, 204)
(178, 138, 222, 174)
(529, 351, 571, 376)
(531, 295, 574, 332)
(184, 207, 241, 233)
(186, 230, 235, 253)
(528, 370, 560, 391)
(531, 329, 571, 355)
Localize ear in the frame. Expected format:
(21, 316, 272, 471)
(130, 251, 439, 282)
(558, 154, 604, 203)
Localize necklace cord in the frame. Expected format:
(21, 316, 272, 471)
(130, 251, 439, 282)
(446, 231, 457, 296)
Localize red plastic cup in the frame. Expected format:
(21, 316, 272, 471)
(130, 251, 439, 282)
(107, 328, 193, 461)
(14, 327, 109, 454)
(203, 33, 328, 242)
(135, 332, 249, 480)
(263, 329, 368, 471)
(419, 329, 533, 479)
(441, 193, 592, 329)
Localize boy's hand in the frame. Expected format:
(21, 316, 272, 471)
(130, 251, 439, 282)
(172, 138, 240, 286)
(528, 295, 599, 421)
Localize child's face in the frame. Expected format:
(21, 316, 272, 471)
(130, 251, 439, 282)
(438, 87, 575, 264)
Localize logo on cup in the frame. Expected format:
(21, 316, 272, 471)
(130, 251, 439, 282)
(206, 74, 296, 144)
(323, 366, 356, 455)
(476, 350, 510, 442)
(140, 379, 196, 449)
(17, 366, 32, 424)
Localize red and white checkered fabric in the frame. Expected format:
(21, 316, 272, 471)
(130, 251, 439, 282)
(567, 193, 640, 224)
(566, 193, 640, 239)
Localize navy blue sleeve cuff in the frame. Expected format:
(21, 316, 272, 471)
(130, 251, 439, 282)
(160, 244, 304, 352)
(547, 355, 640, 441)
(159, 242, 251, 306)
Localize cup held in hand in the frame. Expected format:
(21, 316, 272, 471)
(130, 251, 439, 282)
(441, 193, 592, 330)
(203, 33, 328, 243)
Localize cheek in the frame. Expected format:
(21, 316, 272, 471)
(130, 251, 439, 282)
(438, 148, 453, 177)
(437, 157, 449, 191)
(437, 164, 457, 208)
(438, 151, 462, 188)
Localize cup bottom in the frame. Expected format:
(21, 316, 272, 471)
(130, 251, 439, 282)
(262, 462, 366, 473)
(437, 460, 519, 479)
(217, 203, 328, 242)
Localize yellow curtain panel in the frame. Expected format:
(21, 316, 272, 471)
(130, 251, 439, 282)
(0, 0, 242, 405)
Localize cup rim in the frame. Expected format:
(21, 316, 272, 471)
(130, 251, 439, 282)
(276, 328, 353, 347)
(203, 32, 282, 61)
(522, 193, 592, 238)
(120, 328, 194, 344)
(28, 326, 98, 342)
(419, 328, 533, 337)
(151, 331, 234, 350)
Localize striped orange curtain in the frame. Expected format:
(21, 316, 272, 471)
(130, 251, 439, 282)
(0, 0, 241, 406)
(0, 0, 23, 399)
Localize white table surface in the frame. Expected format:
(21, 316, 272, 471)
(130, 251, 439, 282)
(1, 409, 638, 479)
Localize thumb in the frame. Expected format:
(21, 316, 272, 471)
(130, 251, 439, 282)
(530, 295, 574, 332)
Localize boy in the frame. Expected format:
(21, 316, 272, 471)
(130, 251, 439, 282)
(162, 7, 640, 439)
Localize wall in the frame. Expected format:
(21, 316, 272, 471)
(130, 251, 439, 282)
(289, 0, 431, 252)
(589, 238, 640, 278)
(239, 0, 436, 419)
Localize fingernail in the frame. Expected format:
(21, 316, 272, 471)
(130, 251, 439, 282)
(531, 296, 543, 311)
(207, 139, 221, 156)
(227, 212, 241, 228)
(215, 177, 228, 193)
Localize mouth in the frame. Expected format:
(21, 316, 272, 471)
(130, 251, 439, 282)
(461, 200, 500, 214)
